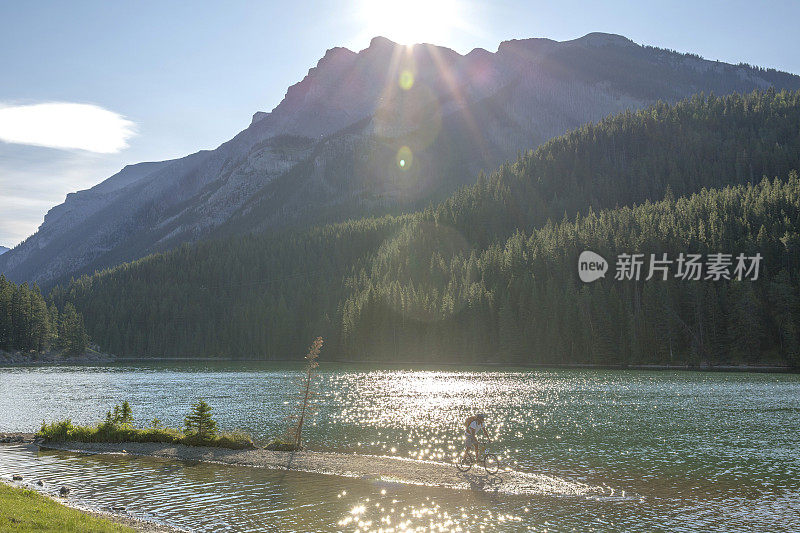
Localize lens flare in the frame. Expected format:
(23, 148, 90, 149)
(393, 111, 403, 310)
(396, 146, 413, 170)
(399, 70, 414, 90)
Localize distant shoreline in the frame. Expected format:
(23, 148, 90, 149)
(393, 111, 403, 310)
(0, 348, 115, 367)
(107, 358, 800, 373)
(2, 354, 796, 373)
(324, 360, 799, 373)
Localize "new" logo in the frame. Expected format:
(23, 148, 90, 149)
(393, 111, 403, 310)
(578, 251, 608, 282)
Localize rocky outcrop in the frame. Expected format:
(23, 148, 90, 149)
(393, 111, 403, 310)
(0, 434, 34, 444)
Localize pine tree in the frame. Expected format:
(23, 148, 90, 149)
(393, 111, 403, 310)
(106, 401, 133, 426)
(184, 400, 217, 441)
(119, 400, 133, 426)
(59, 303, 88, 355)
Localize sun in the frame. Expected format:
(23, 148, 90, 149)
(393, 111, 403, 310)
(358, 0, 463, 46)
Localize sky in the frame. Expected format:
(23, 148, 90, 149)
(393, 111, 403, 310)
(2, 0, 799, 247)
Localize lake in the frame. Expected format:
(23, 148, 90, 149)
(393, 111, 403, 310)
(1, 364, 798, 531)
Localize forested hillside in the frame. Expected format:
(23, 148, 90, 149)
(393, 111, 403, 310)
(342, 176, 800, 366)
(52, 90, 800, 366)
(51, 217, 407, 358)
(0, 276, 89, 355)
(433, 89, 800, 247)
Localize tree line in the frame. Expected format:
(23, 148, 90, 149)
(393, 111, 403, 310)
(50, 90, 800, 366)
(0, 276, 89, 355)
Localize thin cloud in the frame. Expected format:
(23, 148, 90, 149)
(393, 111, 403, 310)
(0, 102, 135, 153)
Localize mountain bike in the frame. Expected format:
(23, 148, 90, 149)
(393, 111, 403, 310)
(456, 443, 499, 474)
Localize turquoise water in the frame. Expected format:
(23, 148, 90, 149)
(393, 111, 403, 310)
(0, 364, 798, 531)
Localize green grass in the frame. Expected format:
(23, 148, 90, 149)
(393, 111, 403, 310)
(0, 483, 133, 532)
(38, 419, 255, 450)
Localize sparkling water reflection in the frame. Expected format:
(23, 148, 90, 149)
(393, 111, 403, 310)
(0, 364, 798, 531)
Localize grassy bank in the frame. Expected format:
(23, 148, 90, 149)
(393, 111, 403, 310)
(38, 401, 254, 450)
(0, 483, 133, 532)
(37, 420, 254, 449)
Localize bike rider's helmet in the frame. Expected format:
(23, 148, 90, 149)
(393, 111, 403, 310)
(476, 413, 486, 421)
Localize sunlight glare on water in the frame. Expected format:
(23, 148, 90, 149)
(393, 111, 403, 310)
(0, 364, 798, 531)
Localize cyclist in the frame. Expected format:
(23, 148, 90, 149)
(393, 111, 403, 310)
(463, 412, 489, 461)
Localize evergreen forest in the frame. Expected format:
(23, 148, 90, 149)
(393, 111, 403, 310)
(47, 90, 800, 367)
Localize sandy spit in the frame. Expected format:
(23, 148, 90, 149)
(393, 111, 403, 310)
(40, 440, 605, 497)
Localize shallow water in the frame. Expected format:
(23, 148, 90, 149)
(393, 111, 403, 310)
(0, 364, 798, 531)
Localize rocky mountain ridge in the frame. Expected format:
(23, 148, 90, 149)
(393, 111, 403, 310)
(2, 32, 799, 286)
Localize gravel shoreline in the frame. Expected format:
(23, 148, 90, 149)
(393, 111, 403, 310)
(38, 440, 603, 497)
(0, 432, 35, 444)
(1, 436, 612, 531)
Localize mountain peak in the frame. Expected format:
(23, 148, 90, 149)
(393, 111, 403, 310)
(368, 35, 398, 50)
(319, 46, 356, 65)
(495, 37, 558, 62)
(572, 32, 635, 47)
(496, 33, 635, 56)
(251, 111, 269, 125)
(497, 37, 556, 49)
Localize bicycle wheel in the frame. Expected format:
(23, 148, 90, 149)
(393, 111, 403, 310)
(482, 453, 499, 474)
(456, 452, 474, 472)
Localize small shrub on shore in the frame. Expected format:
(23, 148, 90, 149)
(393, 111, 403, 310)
(202, 432, 254, 450)
(37, 419, 74, 441)
(265, 438, 300, 451)
(38, 419, 182, 445)
(36, 402, 254, 450)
